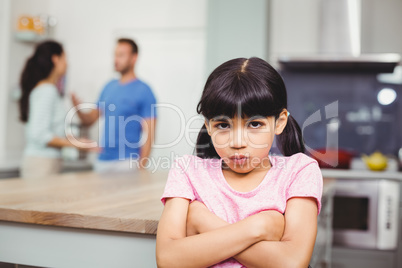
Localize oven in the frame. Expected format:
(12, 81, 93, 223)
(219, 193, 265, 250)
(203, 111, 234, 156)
(332, 178, 400, 250)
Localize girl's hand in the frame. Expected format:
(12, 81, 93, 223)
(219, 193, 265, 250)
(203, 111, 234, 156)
(186, 202, 285, 242)
(256, 210, 285, 241)
(186, 201, 227, 236)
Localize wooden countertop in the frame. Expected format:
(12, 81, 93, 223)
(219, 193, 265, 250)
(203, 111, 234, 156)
(0, 171, 167, 235)
(0, 170, 336, 235)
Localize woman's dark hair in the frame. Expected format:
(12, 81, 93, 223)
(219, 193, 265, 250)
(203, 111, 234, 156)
(19, 40, 63, 122)
(195, 57, 305, 158)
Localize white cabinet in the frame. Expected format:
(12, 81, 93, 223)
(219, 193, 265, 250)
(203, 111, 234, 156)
(332, 247, 397, 268)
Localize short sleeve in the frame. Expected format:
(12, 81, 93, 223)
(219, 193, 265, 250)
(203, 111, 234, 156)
(140, 86, 157, 119)
(161, 158, 195, 205)
(286, 161, 323, 214)
(96, 87, 106, 111)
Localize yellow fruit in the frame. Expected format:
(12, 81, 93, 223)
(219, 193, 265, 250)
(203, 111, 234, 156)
(362, 151, 388, 171)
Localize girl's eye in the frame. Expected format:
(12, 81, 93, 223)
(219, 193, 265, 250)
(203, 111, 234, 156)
(216, 123, 230, 129)
(248, 121, 263, 128)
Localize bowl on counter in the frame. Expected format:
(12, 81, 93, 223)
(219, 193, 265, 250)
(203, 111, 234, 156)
(309, 149, 355, 169)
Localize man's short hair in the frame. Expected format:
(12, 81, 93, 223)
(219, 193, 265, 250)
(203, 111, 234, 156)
(117, 38, 138, 54)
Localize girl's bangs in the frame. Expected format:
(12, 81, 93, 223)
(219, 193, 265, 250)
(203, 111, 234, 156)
(202, 76, 277, 120)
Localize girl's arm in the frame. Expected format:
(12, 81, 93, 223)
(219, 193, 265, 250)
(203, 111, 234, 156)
(187, 197, 318, 268)
(155, 197, 283, 268)
(186, 201, 284, 241)
(235, 197, 318, 268)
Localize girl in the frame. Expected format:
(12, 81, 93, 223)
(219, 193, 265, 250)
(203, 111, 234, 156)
(156, 57, 323, 267)
(19, 40, 94, 179)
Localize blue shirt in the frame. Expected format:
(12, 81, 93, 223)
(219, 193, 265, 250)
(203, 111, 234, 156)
(97, 79, 157, 161)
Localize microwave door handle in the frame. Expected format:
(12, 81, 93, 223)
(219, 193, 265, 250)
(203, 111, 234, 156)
(377, 180, 400, 250)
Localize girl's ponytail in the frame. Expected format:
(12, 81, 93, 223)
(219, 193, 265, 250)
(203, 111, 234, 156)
(195, 125, 219, 159)
(276, 114, 305, 156)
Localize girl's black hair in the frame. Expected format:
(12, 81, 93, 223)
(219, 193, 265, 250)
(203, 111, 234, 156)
(195, 57, 305, 158)
(19, 40, 64, 122)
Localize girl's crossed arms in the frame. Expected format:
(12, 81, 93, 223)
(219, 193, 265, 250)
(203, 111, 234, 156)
(156, 57, 322, 268)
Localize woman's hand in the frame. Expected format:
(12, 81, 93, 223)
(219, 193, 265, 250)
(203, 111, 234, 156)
(186, 201, 227, 236)
(74, 137, 101, 152)
(65, 135, 101, 152)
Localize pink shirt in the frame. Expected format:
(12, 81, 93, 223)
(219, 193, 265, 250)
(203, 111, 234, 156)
(161, 153, 323, 268)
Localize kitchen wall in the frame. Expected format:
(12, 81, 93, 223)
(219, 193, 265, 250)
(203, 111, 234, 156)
(361, 0, 402, 55)
(269, 0, 320, 65)
(2, 0, 402, 169)
(0, 0, 11, 162)
(1, 0, 52, 167)
(3, 0, 207, 168)
(48, 0, 208, 164)
(206, 0, 269, 73)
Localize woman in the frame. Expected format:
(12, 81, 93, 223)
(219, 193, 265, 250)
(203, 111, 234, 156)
(19, 40, 93, 179)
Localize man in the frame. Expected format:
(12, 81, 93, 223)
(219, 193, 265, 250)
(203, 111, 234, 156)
(72, 38, 157, 172)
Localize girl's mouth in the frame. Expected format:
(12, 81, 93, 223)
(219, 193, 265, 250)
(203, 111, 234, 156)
(229, 154, 249, 165)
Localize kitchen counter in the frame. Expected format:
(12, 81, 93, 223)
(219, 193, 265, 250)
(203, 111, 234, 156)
(322, 177, 336, 196)
(321, 168, 402, 181)
(0, 170, 167, 268)
(0, 170, 166, 234)
(0, 172, 336, 234)
(0, 170, 336, 267)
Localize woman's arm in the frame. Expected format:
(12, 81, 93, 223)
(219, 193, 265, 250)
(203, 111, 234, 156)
(47, 136, 99, 151)
(187, 197, 318, 268)
(46, 136, 74, 148)
(156, 197, 279, 268)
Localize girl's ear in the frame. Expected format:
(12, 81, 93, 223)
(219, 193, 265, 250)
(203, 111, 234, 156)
(204, 120, 211, 136)
(275, 109, 288, 135)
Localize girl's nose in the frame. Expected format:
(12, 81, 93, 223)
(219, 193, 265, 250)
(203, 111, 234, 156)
(230, 128, 247, 149)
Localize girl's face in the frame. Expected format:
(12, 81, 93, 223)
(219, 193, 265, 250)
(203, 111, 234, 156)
(205, 110, 288, 174)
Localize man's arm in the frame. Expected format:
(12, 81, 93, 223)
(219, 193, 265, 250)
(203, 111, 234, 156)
(71, 93, 100, 126)
(77, 109, 100, 127)
(139, 118, 156, 168)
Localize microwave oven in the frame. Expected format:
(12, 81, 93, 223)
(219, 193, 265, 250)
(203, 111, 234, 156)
(332, 178, 400, 250)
